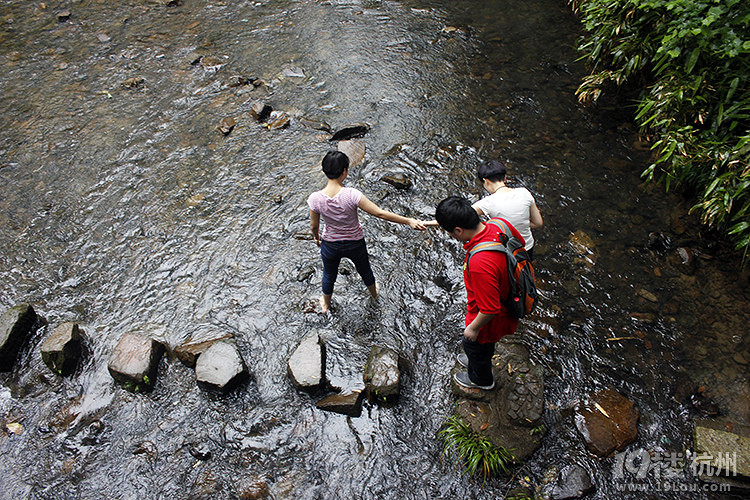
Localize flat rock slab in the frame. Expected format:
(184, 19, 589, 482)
(41, 322, 82, 376)
(108, 332, 165, 392)
(574, 387, 639, 457)
(694, 418, 750, 478)
(195, 341, 247, 392)
(316, 390, 363, 417)
(363, 346, 400, 402)
(0, 304, 38, 371)
(288, 332, 324, 390)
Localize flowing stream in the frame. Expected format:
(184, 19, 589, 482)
(0, 1, 748, 499)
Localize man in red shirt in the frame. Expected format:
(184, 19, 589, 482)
(435, 196, 524, 390)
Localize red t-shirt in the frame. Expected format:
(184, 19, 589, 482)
(462, 219, 525, 343)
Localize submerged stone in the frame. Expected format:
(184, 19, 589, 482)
(40, 322, 83, 376)
(195, 341, 247, 392)
(337, 139, 365, 167)
(548, 465, 594, 500)
(108, 332, 165, 392)
(288, 332, 324, 390)
(217, 117, 235, 135)
(381, 173, 413, 190)
(363, 346, 400, 401)
(0, 304, 38, 372)
(265, 111, 290, 130)
(250, 102, 272, 122)
(574, 387, 639, 457)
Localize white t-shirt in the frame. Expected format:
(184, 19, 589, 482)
(473, 187, 536, 250)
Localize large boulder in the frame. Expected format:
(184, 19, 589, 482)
(574, 388, 639, 457)
(288, 332, 325, 390)
(0, 304, 38, 371)
(40, 322, 83, 376)
(108, 332, 165, 392)
(195, 341, 247, 392)
(363, 346, 400, 402)
(450, 338, 546, 462)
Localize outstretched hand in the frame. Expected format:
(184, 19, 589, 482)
(408, 218, 427, 231)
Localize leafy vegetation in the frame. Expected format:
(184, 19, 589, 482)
(571, 0, 750, 258)
(439, 415, 515, 479)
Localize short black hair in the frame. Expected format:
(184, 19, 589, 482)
(476, 159, 507, 182)
(435, 196, 480, 232)
(322, 151, 349, 179)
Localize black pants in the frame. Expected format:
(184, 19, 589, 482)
(462, 337, 495, 386)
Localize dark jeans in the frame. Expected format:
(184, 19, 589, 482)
(462, 337, 495, 386)
(320, 238, 375, 295)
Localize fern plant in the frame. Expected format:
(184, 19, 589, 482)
(439, 415, 515, 479)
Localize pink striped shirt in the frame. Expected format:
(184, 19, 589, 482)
(307, 187, 365, 241)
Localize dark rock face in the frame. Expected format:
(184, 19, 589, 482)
(451, 338, 546, 462)
(363, 346, 400, 402)
(40, 322, 83, 376)
(107, 332, 165, 392)
(574, 388, 639, 457)
(0, 304, 38, 372)
(288, 332, 324, 390)
(329, 123, 370, 141)
(195, 341, 247, 392)
(316, 391, 364, 417)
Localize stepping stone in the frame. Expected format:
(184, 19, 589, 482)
(0, 304, 38, 372)
(108, 332, 165, 392)
(41, 322, 83, 376)
(195, 341, 247, 392)
(288, 332, 324, 390)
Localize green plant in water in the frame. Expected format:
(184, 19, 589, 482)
(439, 415, 515, 479)
(529, 424, 546, 436)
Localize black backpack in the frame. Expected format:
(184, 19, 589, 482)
(465, 218, 538, 318)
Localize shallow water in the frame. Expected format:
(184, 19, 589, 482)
(0, 0, 748, 498)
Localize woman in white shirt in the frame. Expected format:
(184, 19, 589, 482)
(472, 160, 543, 260)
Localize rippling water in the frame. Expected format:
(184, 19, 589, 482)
(0, 1, 747, 498)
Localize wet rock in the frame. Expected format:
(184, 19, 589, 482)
(175, 332, 233, 368)
(280, 66, 305, 79)
(299, 116, 332, 132)
(195, 341, 248, 392)
(250, 102, 272, 122)
(549, 465, 594, 499)
(568, 230, 595, 258)
(694, 418, 750, 478)
(217, 117, 235, 135)
(164, 0, 181, 7)
(189, 440, 212, 461)
(316, 390, 363, 417)
(647, 232, 671, 252)
(296, 264, 315, 282)
(227, 75, 256, 87)
(56, 10, 71, 22)
(96, 33, 111, 43)
(133, 440, 158, 459)
(363, 346, 400, 402)
(0, 304, 38, 372)
(676, 247, 697, 274)
(330, 123, 370, 141)
(450, 338, 546, 462)
(381, 173, 413, 190)
(265, 111, 290, 130)
(574, 388, 639, 457)
(236, 476, 270, 500)
(200, 56, 224, 71)
(121, 77, 144, 89)
(107, 332, 165, 392)
(636, 288, 658, 303)
(40, 322, 82, 376)
(337, 139, 365, 167)
(288, 332, 324, 390)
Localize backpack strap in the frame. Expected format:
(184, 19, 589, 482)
(485, 218, 512, 243)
